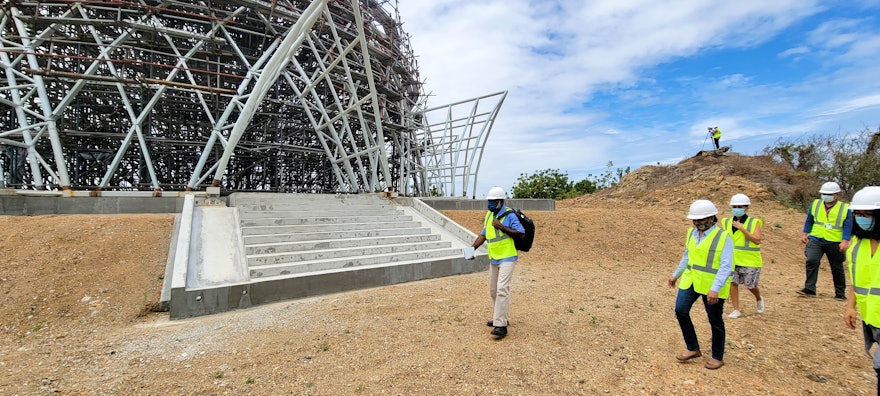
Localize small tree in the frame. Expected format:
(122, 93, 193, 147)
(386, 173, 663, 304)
(571, 178, 597, 194)
(588, 161, 631, 189)
(511, 168, 572, 199)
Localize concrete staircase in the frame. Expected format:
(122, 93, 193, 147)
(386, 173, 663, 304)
(164, 193, 486, 319)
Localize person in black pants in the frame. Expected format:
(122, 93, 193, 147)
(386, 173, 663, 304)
(797, 181, 852, 300)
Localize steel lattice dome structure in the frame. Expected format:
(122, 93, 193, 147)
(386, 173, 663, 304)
(0, 0, 506, 197)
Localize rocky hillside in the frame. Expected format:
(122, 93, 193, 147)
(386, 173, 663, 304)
(570, 153, 811, 210)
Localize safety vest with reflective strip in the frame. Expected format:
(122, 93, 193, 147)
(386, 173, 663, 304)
(712, 128, 721, 139)
(720, 216, 763, 268)
(679, 227, 732, 299)
(483, 210, 517, 261)
(847, 237, 880, 328)
(809, 199, 849, 242)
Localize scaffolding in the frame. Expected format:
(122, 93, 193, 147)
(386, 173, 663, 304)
(0, 0, 505, 196)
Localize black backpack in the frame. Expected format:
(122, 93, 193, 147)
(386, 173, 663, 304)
(498, 209, 535, 252)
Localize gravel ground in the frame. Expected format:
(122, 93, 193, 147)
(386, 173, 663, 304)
(0, 196, 874, 395)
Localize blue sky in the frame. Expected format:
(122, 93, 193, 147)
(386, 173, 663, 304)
(396, 0, 880, 198)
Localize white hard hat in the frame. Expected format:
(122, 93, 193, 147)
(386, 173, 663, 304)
(687, 199, 718, 219)
(729, 193, 751, 206)
(850, 186, 880, 210)
(486, 186, 507, 200)
(819, 182, 841, 194)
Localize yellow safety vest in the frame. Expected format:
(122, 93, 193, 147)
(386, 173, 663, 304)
(847, 237, 880, 327)
(712, 128, 721, 139)
(483, 210, 517, 261)
(679, 227, 732, 298)
(720, 216, 763, 268)
(809, 199, 849, 242)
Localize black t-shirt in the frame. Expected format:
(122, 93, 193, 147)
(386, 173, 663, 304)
(730, 214, 749, 234)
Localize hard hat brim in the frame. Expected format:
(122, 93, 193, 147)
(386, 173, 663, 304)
(687, 214, 714, 220)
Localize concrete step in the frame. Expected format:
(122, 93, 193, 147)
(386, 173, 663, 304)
(240, 214, 413, 227)
(237, 208, 403, 219)
(247, 240, 453, 266)
(165, 193, 487, 319)
(242, 227, 432, 244)
(249, 247, 462, 278)
(231, 196, 391, 210)
(239, 220, 424, 235)
(245, 234, 442, 255)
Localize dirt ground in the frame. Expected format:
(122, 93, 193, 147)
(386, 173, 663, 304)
(0, 157, 876, 395)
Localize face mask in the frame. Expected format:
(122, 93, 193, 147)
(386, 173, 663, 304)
(693, 218, 715, 231)
(487, 201, 499, 212)
(731, 208, 746, 217)
(821, 194, 834, 203)
(855, 216, 875, 231)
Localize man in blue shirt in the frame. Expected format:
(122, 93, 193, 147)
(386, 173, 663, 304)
(470, 186, 524, 338)
(797, 182, 853, 300)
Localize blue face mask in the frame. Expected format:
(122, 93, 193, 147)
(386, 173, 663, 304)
(731, 208, 746, 217)
(487, 201, 499, 212)
(855, 216, 875, 231)
(821, 194, 835, 203)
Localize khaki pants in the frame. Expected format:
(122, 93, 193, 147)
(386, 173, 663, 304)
(489, 261, 515, 327)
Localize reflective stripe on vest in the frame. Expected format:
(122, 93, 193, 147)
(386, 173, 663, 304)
(687, 229, 724, 275)
(483, 210, 517, 260)
(847, 238, 880, 327)
(720, 217, 763, 267)
(809, 199, 849, 242)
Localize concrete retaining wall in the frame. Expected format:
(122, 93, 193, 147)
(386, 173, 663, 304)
(0, 191, 555, 215)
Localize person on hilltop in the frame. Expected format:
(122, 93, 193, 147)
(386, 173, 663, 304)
(668, 199, 733, 370)
(721, 193, 766, 318)
(708, 126, 722, 150)
(469, 186, 524, 339)
(797, 181, 853, 300)
(842, 186, 880, 395)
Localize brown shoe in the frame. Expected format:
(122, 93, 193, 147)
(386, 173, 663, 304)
(705, 358, 724, 369)
(675, 350, 702, 361)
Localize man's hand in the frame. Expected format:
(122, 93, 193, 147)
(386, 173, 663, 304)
(845, 305, 858, 329)
(667, 277, 677, 289)
(491, 218, 504, 230)
(707, 290, 720, 305)
(800, 233, 809, 244)
(732, 220, 743, 230)
(839, 240, 850, 252)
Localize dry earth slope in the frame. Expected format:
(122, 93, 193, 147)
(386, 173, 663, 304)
(0, 154, 874, 395)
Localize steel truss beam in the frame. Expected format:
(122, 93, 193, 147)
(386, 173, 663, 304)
(0, 0, 504, 196)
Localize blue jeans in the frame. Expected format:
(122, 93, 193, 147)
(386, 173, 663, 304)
(675, 285, 726, 360)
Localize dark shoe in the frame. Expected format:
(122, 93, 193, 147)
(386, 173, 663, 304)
(705, 358, 724, 370)
(796, 288, 816, 297)
(487, 320, 509, 327)
(835, 295, 847, 301)
(490, 326, 507, 337)
(675, 350, 702, 361)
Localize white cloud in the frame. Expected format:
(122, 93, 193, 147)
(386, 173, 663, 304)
(396, 0, 880, 194)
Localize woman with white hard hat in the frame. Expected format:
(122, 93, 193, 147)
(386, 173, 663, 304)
(843, 186, 880, 394)
(668, 199, 734, 370)
(720, 193, 766, 319)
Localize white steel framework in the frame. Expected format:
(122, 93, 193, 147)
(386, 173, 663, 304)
(0, 0, 505, 196)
